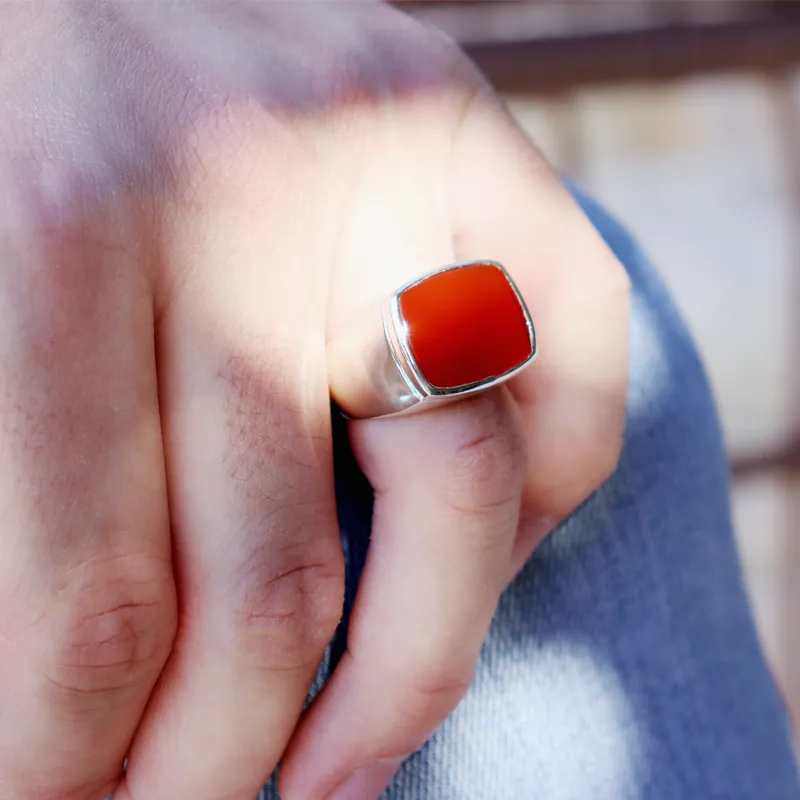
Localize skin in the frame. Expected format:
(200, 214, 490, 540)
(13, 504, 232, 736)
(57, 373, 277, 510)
(0, 3, 629, 799)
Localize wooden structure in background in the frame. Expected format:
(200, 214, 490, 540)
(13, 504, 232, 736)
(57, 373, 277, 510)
(403, 1, 800, 94)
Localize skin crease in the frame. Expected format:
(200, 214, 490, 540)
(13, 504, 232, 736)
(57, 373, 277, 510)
(0, 3, 629, 800)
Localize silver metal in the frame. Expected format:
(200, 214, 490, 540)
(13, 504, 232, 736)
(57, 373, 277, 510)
(327, 260, 538, 419)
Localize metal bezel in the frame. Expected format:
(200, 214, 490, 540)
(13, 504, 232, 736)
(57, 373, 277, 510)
(384, 260, 538, 401)
(382, 300, 426, 402)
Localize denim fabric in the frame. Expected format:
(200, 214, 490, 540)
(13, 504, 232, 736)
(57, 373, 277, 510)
(260, 187, 800, 800)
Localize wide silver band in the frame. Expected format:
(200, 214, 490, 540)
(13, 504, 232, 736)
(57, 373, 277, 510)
(327, 260, 537, 420)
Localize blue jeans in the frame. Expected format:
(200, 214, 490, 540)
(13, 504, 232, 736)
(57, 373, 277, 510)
(262, 188, 800, 799)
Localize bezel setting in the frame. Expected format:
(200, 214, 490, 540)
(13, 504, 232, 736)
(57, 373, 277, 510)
(381, 260, 538, 403)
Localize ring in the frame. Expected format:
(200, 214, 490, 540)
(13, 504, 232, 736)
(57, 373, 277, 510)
(328, 260, 537, 419)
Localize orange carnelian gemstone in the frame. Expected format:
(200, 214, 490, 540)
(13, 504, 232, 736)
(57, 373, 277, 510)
(398, 263, 532, 390)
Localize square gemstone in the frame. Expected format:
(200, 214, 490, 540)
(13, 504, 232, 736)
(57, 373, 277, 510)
(397, 262, 533, 390)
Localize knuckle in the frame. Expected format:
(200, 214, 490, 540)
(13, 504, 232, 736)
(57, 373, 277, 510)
(37, 558, 176, 698)
(397, 659, 473, 724)
(437, 393, 527, 514)
(229, 548, 345, 674)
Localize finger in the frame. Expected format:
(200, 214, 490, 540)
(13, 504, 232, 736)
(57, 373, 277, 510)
(450, 84, 630, 573)
(279, 82, 522, 798)
(281, 74, 630, 799)
(280, 389, 527, 800)
(114, 110, 344, 800)
(0, 162, 175, 797)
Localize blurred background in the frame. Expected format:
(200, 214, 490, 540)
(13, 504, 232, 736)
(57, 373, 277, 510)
(400, 0, 800, 745)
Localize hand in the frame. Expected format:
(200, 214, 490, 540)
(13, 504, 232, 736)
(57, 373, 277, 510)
(0, 3, 629, 799)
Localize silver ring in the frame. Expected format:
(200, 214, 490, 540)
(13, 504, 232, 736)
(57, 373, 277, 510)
(327, 260, 538, 419)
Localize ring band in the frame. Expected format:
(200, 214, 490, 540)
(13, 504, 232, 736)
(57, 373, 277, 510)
(327, 260, 537, 419)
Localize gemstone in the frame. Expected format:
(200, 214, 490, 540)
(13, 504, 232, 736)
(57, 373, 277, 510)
(398, 262, 533, 390)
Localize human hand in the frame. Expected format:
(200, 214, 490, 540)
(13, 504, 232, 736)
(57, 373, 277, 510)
(0, 3, 628, 798)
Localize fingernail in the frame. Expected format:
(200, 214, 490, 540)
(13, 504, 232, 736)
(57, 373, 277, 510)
(326, 757, 404, 800)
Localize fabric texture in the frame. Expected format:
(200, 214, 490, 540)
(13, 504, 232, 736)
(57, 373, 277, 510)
(259, 186, 800, 799)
